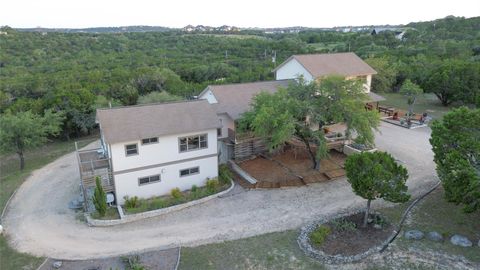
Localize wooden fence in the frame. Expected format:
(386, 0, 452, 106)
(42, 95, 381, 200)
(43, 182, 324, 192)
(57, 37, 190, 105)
(234, 137, 267, 161)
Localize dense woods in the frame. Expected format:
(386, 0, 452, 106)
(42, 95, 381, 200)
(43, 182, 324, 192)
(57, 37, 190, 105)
(0, 16, 479, 142)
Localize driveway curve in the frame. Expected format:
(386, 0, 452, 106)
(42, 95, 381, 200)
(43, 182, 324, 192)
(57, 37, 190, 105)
(3, 123, 438, 259)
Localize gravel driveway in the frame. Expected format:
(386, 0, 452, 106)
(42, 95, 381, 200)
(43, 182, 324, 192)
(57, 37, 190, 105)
(3, 123, 438, 259)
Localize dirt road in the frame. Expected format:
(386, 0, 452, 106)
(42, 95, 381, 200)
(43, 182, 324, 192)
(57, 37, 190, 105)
(3, 123, 438, 259)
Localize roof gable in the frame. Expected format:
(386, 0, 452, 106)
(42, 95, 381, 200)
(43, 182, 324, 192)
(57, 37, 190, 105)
(204, 80, 291, 120)
(97, 100, 220, 144)
(275, 52, 377, 78)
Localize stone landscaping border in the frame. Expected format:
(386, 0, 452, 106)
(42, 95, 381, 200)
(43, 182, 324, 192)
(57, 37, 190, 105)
(297, 209, 394, 264)
(343, 144, 377, 156)
(381, 118, 428, 129)
(86, 181, 235, 227)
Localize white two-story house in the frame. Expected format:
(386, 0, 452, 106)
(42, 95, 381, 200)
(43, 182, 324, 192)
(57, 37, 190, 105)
(95, 100, 221, 204)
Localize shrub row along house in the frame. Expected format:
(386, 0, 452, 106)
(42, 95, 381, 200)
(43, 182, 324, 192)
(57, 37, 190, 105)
(77, 52, 382, 206)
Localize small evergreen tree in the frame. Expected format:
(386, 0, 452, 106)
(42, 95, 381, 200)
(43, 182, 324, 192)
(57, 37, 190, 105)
(345, 151, 410, 227)
(400, 79, 423, 123)
(93, 176, 107, 217)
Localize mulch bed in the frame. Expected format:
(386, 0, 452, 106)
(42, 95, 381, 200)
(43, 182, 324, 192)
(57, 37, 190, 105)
(237, 148, 347, 188)
(319, 212, 393, 256)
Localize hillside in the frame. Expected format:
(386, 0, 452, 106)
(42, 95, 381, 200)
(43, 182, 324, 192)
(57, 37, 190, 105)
(0, 16, 478, 139)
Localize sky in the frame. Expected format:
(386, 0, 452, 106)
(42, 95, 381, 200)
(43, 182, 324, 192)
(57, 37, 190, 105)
(1, 0, 479, 29)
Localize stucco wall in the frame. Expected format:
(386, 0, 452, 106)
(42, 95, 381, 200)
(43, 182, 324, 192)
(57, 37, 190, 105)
(275, 58, 314, 82)
(218, 113, 234, 139)
(114, 155, 218, 204)
(110, 129, 217, 172)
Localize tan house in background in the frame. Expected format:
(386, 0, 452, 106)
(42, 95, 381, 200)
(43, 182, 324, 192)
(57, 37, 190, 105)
(273, 52, 377, 92)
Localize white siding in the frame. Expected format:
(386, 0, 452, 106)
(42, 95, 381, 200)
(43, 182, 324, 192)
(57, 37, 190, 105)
(110, 129, 217, 172)
(275, 58, 314, 82)
(198, 88, 218, 104)
(114, 155, 218, 204)
(217, 113, 234, 139)
(365, 75, 372, 93)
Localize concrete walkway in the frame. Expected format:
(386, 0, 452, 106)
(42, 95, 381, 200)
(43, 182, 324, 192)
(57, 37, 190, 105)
(3, 123, 438, 259)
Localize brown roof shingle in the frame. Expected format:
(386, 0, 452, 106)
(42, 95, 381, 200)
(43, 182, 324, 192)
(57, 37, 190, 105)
(276, 52, 377, 78)
(96, 100, 220, 144)
(205, 80, 291, 120)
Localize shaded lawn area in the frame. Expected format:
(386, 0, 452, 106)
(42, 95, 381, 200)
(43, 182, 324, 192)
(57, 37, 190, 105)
(378, 187, 480, 263)
(179, 230, 325, 270)
(0, 135, 98, 270)
(378, 92, 452, 121)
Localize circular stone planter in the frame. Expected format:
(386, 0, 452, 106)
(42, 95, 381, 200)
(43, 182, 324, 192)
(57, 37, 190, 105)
(297, 210, 394, 264)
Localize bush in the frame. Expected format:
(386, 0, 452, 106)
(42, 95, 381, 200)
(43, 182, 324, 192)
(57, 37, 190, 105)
(331, 218, 357, 232)
(124, 196, 139, 209)
(206, 178, 219, 193)
(170, 188, 182, 199)
(218, 165, 232, 185)
(191, 185, 198, 192)
(310, 225, 331, 246)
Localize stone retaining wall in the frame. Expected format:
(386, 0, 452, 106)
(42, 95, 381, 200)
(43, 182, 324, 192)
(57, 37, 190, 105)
(297, 210, 394, 264)
(86, 181, 235, 227)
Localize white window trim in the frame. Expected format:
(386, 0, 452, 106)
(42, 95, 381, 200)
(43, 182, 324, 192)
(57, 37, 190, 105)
(178, 134, 208, 153)
(179, 167, 200, 177)
(138, 174, 161, 186)
(125, 143, 139, 156)
(141, 137, 159, 145)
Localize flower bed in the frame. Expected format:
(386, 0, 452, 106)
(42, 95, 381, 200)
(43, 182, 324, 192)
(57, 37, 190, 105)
(123, 179, 231, 215)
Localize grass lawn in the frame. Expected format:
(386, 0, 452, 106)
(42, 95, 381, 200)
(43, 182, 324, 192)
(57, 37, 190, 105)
(379, 187, 480, 263)
(179, 230, 325, 270)
(0, 135, 97, 270)
(378, 92, 452, 121)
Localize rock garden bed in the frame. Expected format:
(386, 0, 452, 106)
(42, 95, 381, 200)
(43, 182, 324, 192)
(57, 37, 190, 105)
(298, 211, 395, 264)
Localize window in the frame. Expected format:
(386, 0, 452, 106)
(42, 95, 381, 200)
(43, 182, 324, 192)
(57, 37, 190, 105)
(125, 144, 138, 156)
(142, 137, 158, 145)
(217, 128, 222, 137)
(179, 134, 208, 152)
(180, 167, 200, 177)
(138, 174, 160, 185)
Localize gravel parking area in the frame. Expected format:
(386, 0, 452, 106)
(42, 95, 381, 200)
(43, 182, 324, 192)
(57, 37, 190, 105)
(3, 123, 438, 259)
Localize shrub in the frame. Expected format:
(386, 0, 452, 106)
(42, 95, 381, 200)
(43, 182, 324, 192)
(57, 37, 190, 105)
(331, 218, 357, 232)
(93, 176, 107, 217)
(206, 178, 219, 193)
(170, 188, 182, 199)
(191, 185, 198, 192)
(124, 196, 139, 209)
(310, 225, 331, 246)
(218, 165, 232, 185)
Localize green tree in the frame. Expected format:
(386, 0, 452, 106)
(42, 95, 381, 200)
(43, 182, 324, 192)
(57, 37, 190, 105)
(430, 107, 480, 212)
(119, 84, 139, 106)
(93, 176, 107, 217)
(137, 91, 182, 104)
(345, 151, 410, 227)
(239, 76, 380, 170)
(0, 110, 64, 170)
(399, 79, 423, 123)
(365, 57, 398, 92)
